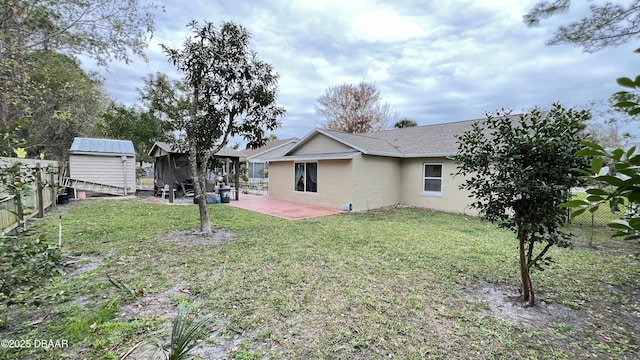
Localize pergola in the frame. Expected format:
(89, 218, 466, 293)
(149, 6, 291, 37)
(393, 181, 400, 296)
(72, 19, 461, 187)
(148, 142, 243, 203)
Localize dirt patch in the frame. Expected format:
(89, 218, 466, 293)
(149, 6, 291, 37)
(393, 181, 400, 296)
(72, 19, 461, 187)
(118, 281, 250, 360)
(459, 281, 640, 357)
(163, 228, 236, 246)
(464, 282, 586, 331)
(115, 281, 190, 323)
(64, 255, 104, 277)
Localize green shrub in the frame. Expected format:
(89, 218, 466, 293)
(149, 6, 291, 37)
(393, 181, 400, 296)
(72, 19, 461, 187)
(0, 231, 64, 306)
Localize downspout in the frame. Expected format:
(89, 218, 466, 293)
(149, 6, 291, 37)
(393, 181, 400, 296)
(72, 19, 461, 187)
(266, 161, 270, 197)
(121, 156, 128, 195)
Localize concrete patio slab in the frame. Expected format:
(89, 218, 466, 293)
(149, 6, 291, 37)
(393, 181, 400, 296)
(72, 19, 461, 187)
(227, 194, 345, 220)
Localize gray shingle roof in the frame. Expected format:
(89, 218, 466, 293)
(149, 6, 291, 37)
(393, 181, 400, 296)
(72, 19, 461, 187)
(239, 138, 299, 159)
(295, 118, 487, 158)
(69, 137, 135, 155)
(215, 146, 244, 158)
(272, 150, 361, 162)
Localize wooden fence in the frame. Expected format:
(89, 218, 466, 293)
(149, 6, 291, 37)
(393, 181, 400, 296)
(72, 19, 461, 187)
(0, 157, 59, 233)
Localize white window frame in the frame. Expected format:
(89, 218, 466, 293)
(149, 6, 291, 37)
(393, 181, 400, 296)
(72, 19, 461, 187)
(422, 163, 443, 197)
(294, 162, 318, 193)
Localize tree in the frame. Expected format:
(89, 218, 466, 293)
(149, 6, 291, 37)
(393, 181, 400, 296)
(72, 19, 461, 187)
(564, 80, 640, 244)
(316, 82, 396, 133)
(98, 103, 171, 164)
(1, 0, 156, 153)
(524, 0, 640, 52)
(139, 72, 191, 133)
(610, 72, 640, 117)
(21, 51, 106, 161)
(452, 104, 589, 305)
(586, 118, 634, 149)
(161, 21, 285, 233)
(525, 1, 640, 245)
(563, 142, 640, 242)
(394, 118, 418, 128)
(586, 97, 635, 149)
(524, 1, 640, 117)
(1, 0, 156, 66)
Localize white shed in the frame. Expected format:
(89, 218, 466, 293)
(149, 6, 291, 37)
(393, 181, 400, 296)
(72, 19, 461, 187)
(63, 137, 136, 195)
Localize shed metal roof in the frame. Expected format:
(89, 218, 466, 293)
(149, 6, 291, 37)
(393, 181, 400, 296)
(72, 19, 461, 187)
(69, 137, 135, 155)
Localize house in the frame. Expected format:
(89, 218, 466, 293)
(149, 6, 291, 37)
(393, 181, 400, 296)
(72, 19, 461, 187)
(148, 142, 243, 203)
(239, 138, 299, 182)
(267, 119, 483, 213)
(62, 137, 136, 196)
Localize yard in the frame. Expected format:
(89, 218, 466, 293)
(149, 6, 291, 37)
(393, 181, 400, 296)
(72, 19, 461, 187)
(569, 191, 636, 227)
(1, 198, 639, 359)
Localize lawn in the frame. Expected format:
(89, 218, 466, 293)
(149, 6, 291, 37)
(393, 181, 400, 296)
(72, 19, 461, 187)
(1, 198, 639, 359)
(569, 191, 634, 226)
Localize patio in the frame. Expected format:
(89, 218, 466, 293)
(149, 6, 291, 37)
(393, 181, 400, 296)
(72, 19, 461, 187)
(147, 192, 345, 220)
(227, 194, 345, 220)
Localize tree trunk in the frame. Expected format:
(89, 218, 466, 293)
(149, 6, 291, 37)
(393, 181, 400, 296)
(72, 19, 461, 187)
(188, 84, 211, 233)
(189, 146, 211, 233)
(518, 232, 533, 303)
(527, 270, 535, 306)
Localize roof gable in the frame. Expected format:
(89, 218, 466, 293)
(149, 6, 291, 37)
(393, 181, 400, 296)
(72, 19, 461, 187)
(240, 138, 299, 160)
(285, 117, 493, 158)
(290, 131, 356, 154)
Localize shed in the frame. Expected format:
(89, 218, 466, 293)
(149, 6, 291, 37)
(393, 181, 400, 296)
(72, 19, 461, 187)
(62, 137, 136, 195)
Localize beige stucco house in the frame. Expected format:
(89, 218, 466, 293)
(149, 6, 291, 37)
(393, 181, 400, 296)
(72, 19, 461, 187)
(268, 119, 482, 214)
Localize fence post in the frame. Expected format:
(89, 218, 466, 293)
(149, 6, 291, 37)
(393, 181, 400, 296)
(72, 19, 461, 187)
(36, 162, 44, 218)
(50, 171, 56, 208)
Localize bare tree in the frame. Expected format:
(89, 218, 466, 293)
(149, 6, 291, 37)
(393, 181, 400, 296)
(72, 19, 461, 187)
(315, 82, 396, 133)
(586, 97, 636, 149)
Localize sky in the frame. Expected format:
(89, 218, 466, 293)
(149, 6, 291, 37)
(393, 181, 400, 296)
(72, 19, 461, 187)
(88, 0, 640, 143)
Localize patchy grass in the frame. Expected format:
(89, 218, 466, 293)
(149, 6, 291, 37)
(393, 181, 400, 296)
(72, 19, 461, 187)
(0, 198, 638, 359)
(137, 177, 154, 186)
(569, 191, 632, 226)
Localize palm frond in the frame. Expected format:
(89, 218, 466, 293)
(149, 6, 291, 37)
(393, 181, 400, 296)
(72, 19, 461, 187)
(168, 304, 216, 360)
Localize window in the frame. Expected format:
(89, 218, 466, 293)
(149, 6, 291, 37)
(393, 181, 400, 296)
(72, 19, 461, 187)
(294, 162, 317, 193)
(248, 162, 266, 179)
(423, 163, 442, 196)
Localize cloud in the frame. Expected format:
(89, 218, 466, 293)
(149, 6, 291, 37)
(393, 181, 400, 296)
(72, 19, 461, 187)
(89, 0, 639, 142)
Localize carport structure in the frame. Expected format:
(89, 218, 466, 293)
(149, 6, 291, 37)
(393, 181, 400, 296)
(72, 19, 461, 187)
(148, 142, 243, 203)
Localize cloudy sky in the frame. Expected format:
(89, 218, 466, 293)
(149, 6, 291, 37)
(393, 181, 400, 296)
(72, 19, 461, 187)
(90, 0, 639, 142)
